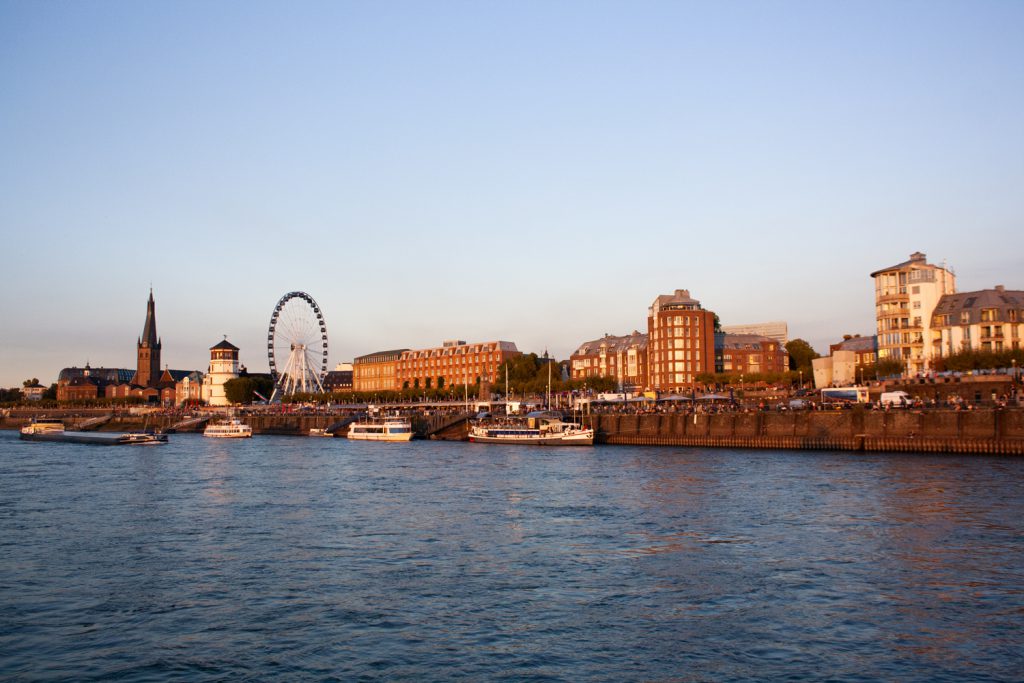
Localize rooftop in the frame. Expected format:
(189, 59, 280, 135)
(870, 251, 952, 278)
(573, 331, 648, 356)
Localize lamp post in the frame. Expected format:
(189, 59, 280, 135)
(799, 370, 803, 390)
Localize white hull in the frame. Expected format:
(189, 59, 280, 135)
(347, 417, 413, 442)
(203, 418, 253, 438)
(346, 431, 414, 442)
(468, 426, 594, 446)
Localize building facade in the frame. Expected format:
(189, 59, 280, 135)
(812, 335, 880, 388)
(829, 335, 878, 367)
(176, 371, 204, 406)
(324, 363, 354, 393)
(395, 340, 520, 391)
(871, 252, 956, 375)
(353, 349, 407, 393)
(930, 286, 1023, 357)
(570, 331, 648, 392)
(647, 289, 716, 391)
(201, 339, 240, 406)
(715, 334, 788, 375)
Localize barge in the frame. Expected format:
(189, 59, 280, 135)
(20, 419, 167, 445)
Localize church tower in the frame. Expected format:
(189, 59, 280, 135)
(133, 289, 162, 387)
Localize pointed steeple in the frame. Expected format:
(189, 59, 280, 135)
(134, 288, 162, 388)
(141, 288, 158, 348)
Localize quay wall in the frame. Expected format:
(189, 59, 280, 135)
(591, 409, 1024, 455)
(5, 409, 1024, 454)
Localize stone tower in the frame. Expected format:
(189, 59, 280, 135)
(133, 289, 162, 388)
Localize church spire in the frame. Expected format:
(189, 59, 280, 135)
(141, 288, 158, 348)
(133, 288, 162, 388)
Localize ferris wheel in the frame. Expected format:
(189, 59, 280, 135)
(267, 291, 328, 401)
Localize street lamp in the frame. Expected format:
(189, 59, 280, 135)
(799, 370, 803, 390)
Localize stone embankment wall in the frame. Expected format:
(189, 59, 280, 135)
(592, 409, 1024, 455)
(5, 409, 1024, 454)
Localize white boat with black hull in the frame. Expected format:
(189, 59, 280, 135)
(469, 412, 594, 446)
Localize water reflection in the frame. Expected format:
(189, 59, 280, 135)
(0, 433, 1021, 681)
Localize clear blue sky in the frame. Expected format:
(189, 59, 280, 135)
(1, 1, 1022, 387)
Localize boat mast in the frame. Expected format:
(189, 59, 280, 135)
(547, 359, 551, 409)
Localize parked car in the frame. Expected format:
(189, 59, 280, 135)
(880, 391, 911, 407)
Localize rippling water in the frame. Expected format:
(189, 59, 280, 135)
(1, 431, 1022, 681)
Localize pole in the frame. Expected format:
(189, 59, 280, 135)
(546, 361, 551, 407)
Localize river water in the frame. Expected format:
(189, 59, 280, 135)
(1, 431, 1021, 681)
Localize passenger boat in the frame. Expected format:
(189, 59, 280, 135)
(469, 412, 594, 446)
(20, 419, 168, 445)
(346, 416, 413, 442)
(309, 428, 333, 437)
(203, 417, 253, 438)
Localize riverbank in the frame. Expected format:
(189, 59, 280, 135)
(4, 407, 1024, 454)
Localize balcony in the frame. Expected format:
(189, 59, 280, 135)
(876, 291, 909, 304)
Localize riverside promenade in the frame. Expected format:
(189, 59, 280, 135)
(4, 407, 1024, 455)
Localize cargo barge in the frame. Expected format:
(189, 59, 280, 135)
(20, 419, 167, 445)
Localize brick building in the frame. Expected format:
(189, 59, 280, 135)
(647, 289, 716, 391)
(570, 331, 648, 392)
(396, 340, 520, 391)
(715, 334, 788, 375)
(353, 349, 407, 392)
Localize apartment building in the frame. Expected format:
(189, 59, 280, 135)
(715, 334, 788, 375)
(570, 331, 648, 391)
(871, 252, 956, 375)
(647, 289, 716, 390)
(395, 340, 520, 391)
(352, 349, 407, 392)
(930, 286, 1023, 357)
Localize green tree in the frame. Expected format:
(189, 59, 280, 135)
(43, 383, 58, 401)
(224, 378, 256, 404)
(785, 339, 820, 373)
(22, 378, 41, 388)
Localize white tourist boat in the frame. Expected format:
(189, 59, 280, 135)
(203, 417, 253, 438)
(346, 416, 414, 442)
(309, 427, 333, 437)
(469, 412, 594, 446)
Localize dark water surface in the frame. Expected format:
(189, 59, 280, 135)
(1, 432, 1022, 681)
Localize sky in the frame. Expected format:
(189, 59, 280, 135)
(1, 1, 1022, 387)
